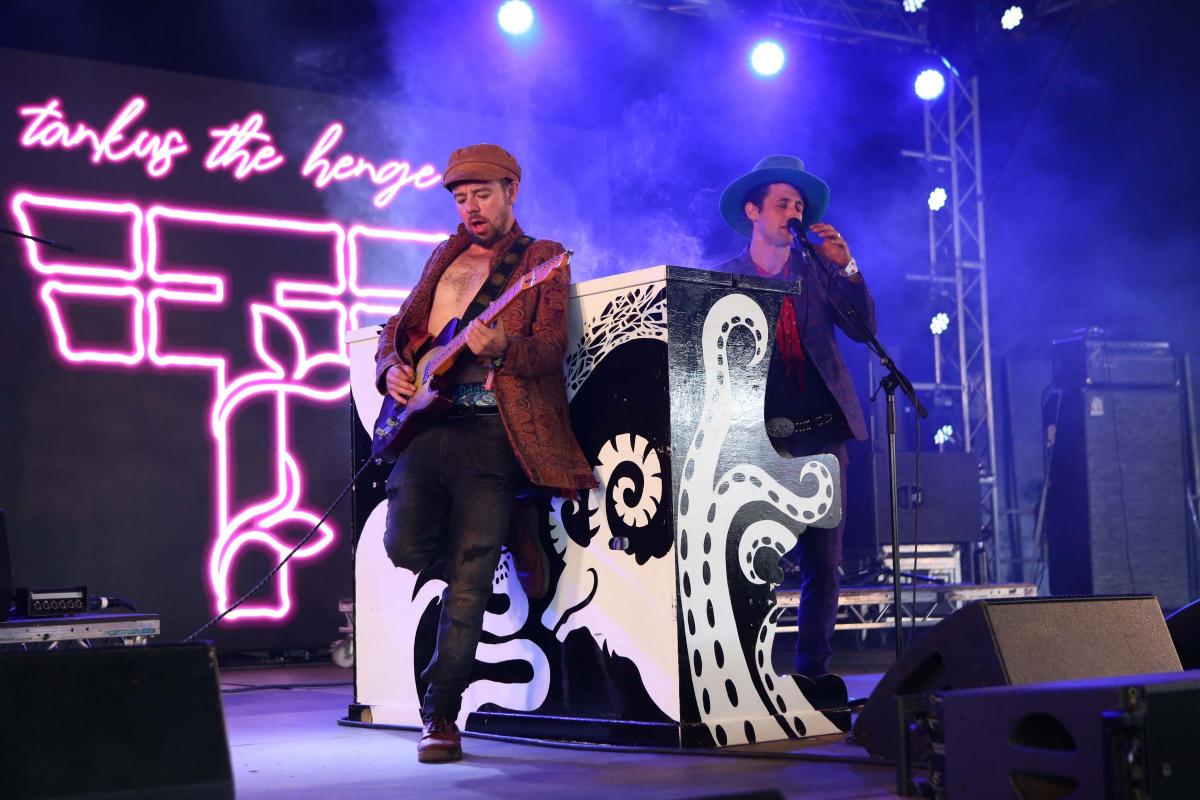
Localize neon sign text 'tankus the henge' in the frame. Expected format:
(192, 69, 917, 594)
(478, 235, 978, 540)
(16, 96, 443, 207)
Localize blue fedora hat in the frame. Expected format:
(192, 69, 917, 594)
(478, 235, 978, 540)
(718, 155, 830, 238)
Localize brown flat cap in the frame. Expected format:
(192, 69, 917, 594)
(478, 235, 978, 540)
(443, 143, 521, 190)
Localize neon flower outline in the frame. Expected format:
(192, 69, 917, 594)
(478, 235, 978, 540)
(10, 189, 448, 625)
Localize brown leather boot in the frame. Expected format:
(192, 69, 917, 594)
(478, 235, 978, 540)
(508, 498, 549, 600)
(417, 714, 462, 763)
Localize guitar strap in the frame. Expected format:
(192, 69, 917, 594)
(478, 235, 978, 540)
(458, 234, 534, 329)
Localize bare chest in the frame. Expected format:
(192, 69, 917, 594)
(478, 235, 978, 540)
(427, 253, 492, 335)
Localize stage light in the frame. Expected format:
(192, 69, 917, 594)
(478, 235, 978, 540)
(934, 424, 955, 446)
(1001, 6, 1024, 31)
(902, 0, 925, 12)
(498, 1, 534, 36)
(750, 41, 786, 77)
(930, 312, 950, 335)
(927, 187, 947, 212)
(914, 69, 945, 101)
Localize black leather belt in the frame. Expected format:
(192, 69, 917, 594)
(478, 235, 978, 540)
(445, 404, 500, 418)
(765, 412, 835, 438)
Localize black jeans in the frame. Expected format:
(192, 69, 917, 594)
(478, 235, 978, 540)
(382, 413, 523, 720)
(783, 442, 848, 677)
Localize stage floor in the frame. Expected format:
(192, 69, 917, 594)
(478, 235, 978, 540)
(220, 662, 898, 800)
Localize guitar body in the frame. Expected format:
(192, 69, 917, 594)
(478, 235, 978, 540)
(370, 319, 458, 464)
(366, 247, 572, 464)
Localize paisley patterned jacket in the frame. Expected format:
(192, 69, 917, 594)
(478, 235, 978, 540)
(375, 221, 598, 495)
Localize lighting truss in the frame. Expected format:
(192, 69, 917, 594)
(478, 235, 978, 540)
(903, 71, 1001, 578)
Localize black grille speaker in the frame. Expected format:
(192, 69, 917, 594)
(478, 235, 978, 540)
(1043, 384, 1192, 609)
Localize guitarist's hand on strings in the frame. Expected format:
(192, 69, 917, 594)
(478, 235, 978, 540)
(385, 363, 417, 405)
(466, 319, 508, 362)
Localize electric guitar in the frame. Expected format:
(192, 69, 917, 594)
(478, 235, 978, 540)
(370, 249, 572, 464)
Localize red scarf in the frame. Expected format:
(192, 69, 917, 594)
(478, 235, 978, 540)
(776, 294, 806, 392)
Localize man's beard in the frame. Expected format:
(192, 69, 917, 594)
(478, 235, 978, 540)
(466, 212, 512, 247)
(468, 227, 503, 246)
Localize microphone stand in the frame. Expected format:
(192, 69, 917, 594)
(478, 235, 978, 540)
(790, 226, 928, 658)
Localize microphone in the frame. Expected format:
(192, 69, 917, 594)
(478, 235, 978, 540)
(786, 218, 815, 269)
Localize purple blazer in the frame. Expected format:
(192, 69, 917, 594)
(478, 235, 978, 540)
(715, 247, 875, 442)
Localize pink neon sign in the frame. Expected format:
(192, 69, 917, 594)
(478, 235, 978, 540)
(10, 189, 448, 624)
(14, 96, 444, 207)
(205, 111, 286, 180)
(18, 97, 189, 179)
(302, 122, 443, 208)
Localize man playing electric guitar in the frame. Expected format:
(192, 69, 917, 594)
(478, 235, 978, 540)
(373, 144, 596, 763)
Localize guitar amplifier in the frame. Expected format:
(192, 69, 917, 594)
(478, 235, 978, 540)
(1052, 333, 1178, 387)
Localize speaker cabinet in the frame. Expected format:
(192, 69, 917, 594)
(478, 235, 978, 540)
(1043, 385, 1192, 609)
(852, 596, 1182, 760)
(935, 670, 1200, 799)
(0, 644, 233, 799)
(871, 452, 983, 544)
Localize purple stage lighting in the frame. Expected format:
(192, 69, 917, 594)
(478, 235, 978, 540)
(928, 187, 948, 211)
(914, 69, 945, 101)
(902, 0, 926, 12)
(750, 41, 786, 77)
(498, 1, 534, 36)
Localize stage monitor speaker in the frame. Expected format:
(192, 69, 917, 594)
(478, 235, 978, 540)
(1043, 384, 1192, 609)
(934, 670, 1200, 799)
(0, 509, 11, 622)
(852, 595, 1182, 760)
(870, 451, 983, 544)
(0, 643, 233, 799)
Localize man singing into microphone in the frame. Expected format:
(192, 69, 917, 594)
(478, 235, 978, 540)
(714, 155, 876, 678)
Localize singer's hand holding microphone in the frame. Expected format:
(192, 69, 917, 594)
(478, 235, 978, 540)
(786, 218, 852, 268)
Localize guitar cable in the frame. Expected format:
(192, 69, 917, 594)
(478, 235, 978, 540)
(183, 457, 377, 643)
